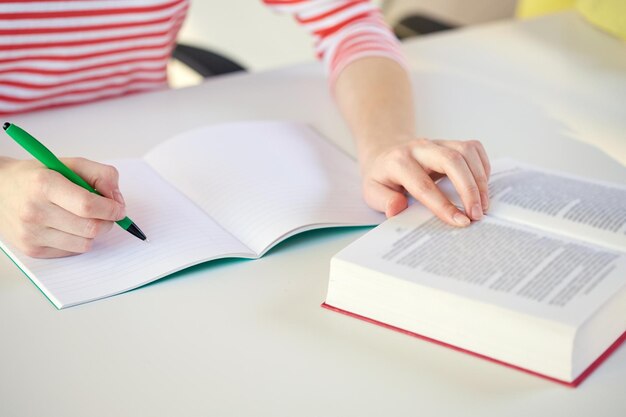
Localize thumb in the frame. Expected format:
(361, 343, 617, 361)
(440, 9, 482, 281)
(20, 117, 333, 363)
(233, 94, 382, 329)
(62, 157, 125, 205)
(363, 179, 408, 218)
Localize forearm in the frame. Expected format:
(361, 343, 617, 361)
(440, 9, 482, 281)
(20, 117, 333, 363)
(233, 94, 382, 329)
(334, 57, 416, 166)
(261, 0, 411, 162)
(334, 56, 489, 224)
(264, 0, 488, 222)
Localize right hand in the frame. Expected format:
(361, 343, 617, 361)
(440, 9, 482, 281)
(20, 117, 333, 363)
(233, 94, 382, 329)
(0, 157, 126, 258)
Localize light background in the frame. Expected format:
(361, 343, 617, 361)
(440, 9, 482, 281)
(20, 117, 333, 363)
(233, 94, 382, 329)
(168, 0, 518, 87)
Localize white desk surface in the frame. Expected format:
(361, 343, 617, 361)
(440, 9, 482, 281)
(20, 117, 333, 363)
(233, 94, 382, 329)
(1, 12, 625, 417)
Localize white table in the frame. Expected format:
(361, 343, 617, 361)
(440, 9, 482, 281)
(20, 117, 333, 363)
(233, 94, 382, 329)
(1, 12, 625, 417)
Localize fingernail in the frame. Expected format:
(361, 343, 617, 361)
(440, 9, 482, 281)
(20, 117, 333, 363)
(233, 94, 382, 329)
(453, 213, 470, 226)
(117, 206, 127, 221)
(113, 189, 125, 206)
(471, 204, 483, 220)
(481, 192, 489, 211)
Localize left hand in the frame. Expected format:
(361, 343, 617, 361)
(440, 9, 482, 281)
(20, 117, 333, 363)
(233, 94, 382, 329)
(360, 137, 491, 226)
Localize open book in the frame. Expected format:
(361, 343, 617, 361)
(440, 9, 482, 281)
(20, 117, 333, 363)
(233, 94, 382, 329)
(0, 121, 383, 309)
(324, 159, 626, 386)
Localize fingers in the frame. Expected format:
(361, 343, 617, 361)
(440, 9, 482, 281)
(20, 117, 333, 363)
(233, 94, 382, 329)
(43, 203, 115, 238)
(0, 158, 124, 258)
(370, 147, 470, 226)
(412, 141, 483, 220)
(12, 197, 115, 257)
(433, 140, 490, 211)
(362, 179, 408, 217)
(10, 218, 99, 258)
(360, 138, 491, 227)
(392, 158, 471, 227)
(463, 144, 489, 211)
(33, 227, 96, 255)
(63, 157, 125, 205)
(39, 169, 126, 221)
(474, 141, 491, 178)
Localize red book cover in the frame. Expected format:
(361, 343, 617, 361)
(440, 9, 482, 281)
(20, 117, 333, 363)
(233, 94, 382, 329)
(322, 303, 626, 387)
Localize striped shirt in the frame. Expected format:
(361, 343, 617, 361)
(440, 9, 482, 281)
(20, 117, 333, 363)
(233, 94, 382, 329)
(0, 0, 405, 115)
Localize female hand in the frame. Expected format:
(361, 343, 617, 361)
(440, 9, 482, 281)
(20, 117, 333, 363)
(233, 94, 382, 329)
(0, 157, 126, 258)
(333, 57, 490, 224)
(360, 137, 491, 225)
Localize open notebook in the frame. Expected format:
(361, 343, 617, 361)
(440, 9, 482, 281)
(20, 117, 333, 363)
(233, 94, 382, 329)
(0, 121, 383, 309)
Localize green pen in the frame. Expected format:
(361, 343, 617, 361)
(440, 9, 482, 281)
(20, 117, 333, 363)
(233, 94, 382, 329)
(2, 122, 147, 242)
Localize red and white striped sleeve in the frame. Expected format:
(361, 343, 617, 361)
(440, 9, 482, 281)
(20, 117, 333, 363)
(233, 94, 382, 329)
(0, 0, 189, 115)
(262, 0, 408, 88)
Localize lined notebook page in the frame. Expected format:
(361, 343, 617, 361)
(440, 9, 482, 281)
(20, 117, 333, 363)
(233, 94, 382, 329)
(144, 121, 383, 255)
(1, 160, 251, 309)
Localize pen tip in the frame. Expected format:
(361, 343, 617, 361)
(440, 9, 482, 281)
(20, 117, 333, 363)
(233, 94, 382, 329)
(126, 223, 147, 241)
(2, 122, 10, 131)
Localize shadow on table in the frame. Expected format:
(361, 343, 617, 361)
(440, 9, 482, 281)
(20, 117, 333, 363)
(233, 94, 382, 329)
(139, 225, 372, 290)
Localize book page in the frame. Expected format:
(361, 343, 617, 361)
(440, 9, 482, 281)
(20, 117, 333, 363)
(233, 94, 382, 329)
(144, 122, 383, 255)
(438, 159, 626, 252)
(0, 160, 251, 308)
(335, 204, 626, 326)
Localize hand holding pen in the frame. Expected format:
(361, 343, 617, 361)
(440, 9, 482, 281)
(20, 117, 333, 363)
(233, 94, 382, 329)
(1, 123, 146, 259)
